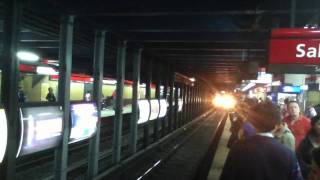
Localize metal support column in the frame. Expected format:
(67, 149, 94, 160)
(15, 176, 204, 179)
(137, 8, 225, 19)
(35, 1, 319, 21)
(186, 86, 190, 123)
(174, 83, 179, 129)
(178, 85, 184, 127)
(154, 62, 161, 142)
(143, 59, 152, 147)
(87, 30, 106, 179)
(191, 87, 195, 120)
(197, 85, 200, 115)
(55, 15, 74, 180)
(1, 0, 21, 179)
(182, 85, 187, 125)
(129, 47, 142, 154)
(162, 68, 168, 137)
(290, 0, 296, 28)
(168, 72, 174, 132)
(112, 41, 127, 164)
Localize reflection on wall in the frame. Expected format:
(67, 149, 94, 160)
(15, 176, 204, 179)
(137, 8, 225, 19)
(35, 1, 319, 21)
(102, 84, 116, 97)
(21, 75, 58, 102)
(151, 88, 156, 98)
(20, 74, 156, 102)
(70, 82, 84, 101)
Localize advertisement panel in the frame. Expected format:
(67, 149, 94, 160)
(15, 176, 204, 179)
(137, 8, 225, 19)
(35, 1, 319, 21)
(69, 103, 98, 143)
(138, 100, 150, 124)
(178, 99, 183, 112)
(149, 100, 160, 120)
(159, 99, 168, 118)
(18, 106, 63, 156)
(0, 109, 7, 163)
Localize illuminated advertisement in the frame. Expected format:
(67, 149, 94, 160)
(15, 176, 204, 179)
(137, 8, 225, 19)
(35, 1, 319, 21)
(0, 109, 7, 163)
(279, 85, 301, 93)
(101, 99, 132, 118)
(178, 99, 183, 112)
(159, 99, 168, 118)
(17, 106, 63, 157)
(69, 103, 98, 143)
(138, 100, 150, 124)
(149, 100, 160, 120)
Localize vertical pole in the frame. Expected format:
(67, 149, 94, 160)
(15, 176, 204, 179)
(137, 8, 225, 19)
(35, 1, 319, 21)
(168, 72, 174, 132)
(112, 41, 126, 164)
(185, 86, 190, 123)
(55, 15, 74, 180)
(193, 86, 196, 118)
(162, 68, 168, 137)
(179, 85, 182, 126)
(182, 84, 187, 125)
(129, 47, 142, 154)
(174, 83, 179, 129)
(87, 30, 106, 179)
(143, 59, 152, 147)
(290, 0, 296, 28)
(191, 87, 195, 120)
(196, 85, 200, 115)
(1, 0, 21, 179)
(154, 62, 161, 141)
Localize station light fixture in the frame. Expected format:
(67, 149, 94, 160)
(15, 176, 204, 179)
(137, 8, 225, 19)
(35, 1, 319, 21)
(16, 51, 40, 62)
(36, 66, 58, 75)
(241, 82, 256, 92)
(102, 79, 117, 85)
(189, 77, 196, 82)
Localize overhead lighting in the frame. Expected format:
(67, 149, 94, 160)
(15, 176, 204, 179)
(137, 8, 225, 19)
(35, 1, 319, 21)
(189, 77, 196, 82)
(241, 82, 256, 92)
(271, 80, 281, 86)
(36, 66, 58, 75)
(103, 79, 117, 85)
(17, 51, 40, 62)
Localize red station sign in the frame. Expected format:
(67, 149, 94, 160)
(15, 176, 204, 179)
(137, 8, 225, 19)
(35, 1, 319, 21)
(269, 28, 320, 64)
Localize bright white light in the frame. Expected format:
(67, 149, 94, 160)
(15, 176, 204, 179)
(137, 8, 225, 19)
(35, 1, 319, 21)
(242, 82, 256, 92)
(283, 86, 294, 92)
(189, 77, 196, 82)
(69, 103, 98, 143)
(178, 99, 183, 112)
(159, 99, 167, 118)
(17, 51, 40, 62)
(149, 100, 160, 120)
(103, 79, 117, 85)
(271, 80, 281, 86)
(138, 100, 150, 124)
(0, 109, 7, 163)
(212, 94, 236, 109)
(36, 66, 58, 75)
(301, 85, 308, 91)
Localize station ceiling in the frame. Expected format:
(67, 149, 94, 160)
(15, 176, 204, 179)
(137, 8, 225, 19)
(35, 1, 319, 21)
(1, 0, 320, 90)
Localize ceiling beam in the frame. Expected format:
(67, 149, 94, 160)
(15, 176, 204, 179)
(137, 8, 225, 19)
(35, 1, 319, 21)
(77, 9, 319, 17)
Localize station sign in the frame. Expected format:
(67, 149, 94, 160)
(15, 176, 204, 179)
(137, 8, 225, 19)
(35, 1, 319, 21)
(269, 29, 320, 65)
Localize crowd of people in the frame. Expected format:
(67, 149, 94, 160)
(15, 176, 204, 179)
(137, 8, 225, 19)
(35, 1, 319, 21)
(221, 98, 320, 180)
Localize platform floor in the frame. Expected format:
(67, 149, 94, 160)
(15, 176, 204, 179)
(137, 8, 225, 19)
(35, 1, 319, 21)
(207, 117, 231, 180)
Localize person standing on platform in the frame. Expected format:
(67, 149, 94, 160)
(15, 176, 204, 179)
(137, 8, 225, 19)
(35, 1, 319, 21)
(297, 115, 320, 179)
(272, 120, 295, 152)
(284, 101, 311, 149)
(46, 87, 56, 102)
(220, 102, 302, 180)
